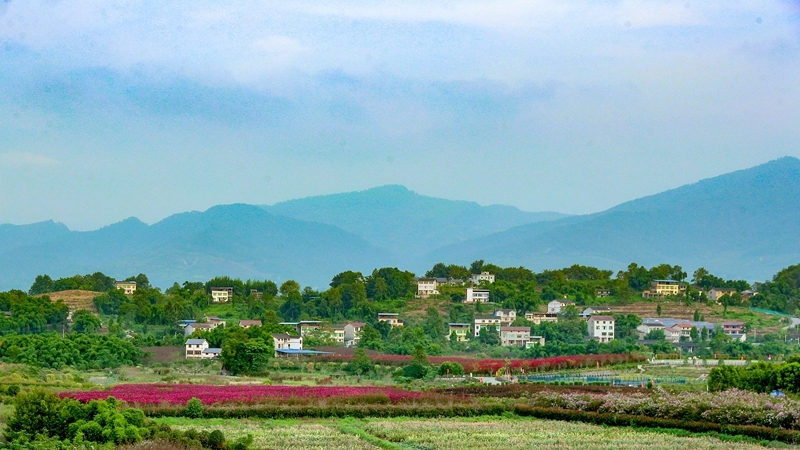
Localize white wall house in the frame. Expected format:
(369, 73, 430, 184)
(210, 287, 233, 303)
(185, 339, 220, 359)
(470, 272, 496, 284)
(464, 287, 490, 303)
(272, 333, 303, 356)
(416, 278, 440, 298)
(474, 315, 502, 337)
(494, 309, 516, 326)
(547, 299, 575, 314)
(500, 326, 531, 347)
(115, 281, 137, 295)
(587, 315, 615, 343)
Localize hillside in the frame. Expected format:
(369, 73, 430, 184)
(265, 185, 568, 259)
(0, 204, 388, 290)
(427, 157, 800, 281)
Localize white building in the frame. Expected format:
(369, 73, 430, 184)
(547, 299, 576, 314)
(185, 339, 221, 359)
(474, 315, 502, 337)
(272, 333, 303, 356)
(470, 272, 496, 284)
(115, 280, 137, 295)
(464, 287, 490, 303)
(587, 315, 615, 343)
(494, 309, 516, 326)
(210, 287, 233, 303)
(416, 278, 440, 299)
(499, 326, 531, 347)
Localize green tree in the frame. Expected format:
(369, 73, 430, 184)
(656, 303, 662, 317)
(438, 361, 464, 376)
(478, 325, 500, 346)
(279, 280, 301, 296)
(358, 325, 384, 351)
(220, 338, 272, 375)
(185, 397, 203, 418)
(72, 310, 101, 334)
(28, 275, 56, 295)
(423, 306, 445, 341)
(690, 326, 699, 342)
(347, 348, 373, 375)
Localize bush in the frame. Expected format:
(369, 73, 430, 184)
(7, 384, 20, 396)
(403, 362, 428, 379)
(185, 397, 203, 419)
(438, 361, 465, 376)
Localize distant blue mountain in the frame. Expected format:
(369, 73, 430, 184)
(0, 205, 389, 290)
(265, 185, 568, 261)
(427, 157, 800, 281)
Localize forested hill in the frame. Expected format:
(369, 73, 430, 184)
(427, 157, 800, 281)
(264, 185, 568, 260)
(0, 204, 388, 290)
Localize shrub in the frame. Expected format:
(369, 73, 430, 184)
(438, 361, 465, 376)
(7, 384, 20, 396)
(185, 397, 203, 419)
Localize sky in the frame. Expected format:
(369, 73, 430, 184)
(1, 0, 799, 230)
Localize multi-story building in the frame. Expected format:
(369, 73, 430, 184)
(210, 287, 233, 303)
(185, 339, 221, 359)
(470, 271, 496, 284)
(707, 288, 738, 303)
(115, 281, 137, 295)
(474, 315, 502, 337)
(448, 323, 471, 342)
(547, 299, 576, 314)
(494, 309, 516, 326)
(272, 333, 303, 356)
(587, 315, 615, 342)
(722, 321, 745, 335)
(499, 326, 531, 347)
(416, 278, 440, 298)
(464, 287, 490, 303)
(642, 280, 684, 299)
(378, 313, 403, 327)
(525, 312, 559, 324)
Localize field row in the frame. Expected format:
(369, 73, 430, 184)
(156, 416, 771, 450)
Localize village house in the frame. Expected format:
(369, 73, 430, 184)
(115, 280, 137, 295)
(185, 339, 221, 359)
(707, 288, 738, 303)
(722, 320, 745, 335)
(470, 271, 496, 284)
(580, 306, 611, 318)
(210, 287, 233, 303)
(416, 278, 440, 299)
(332, 322, 366, 346)
(494, 309, 516, 326)
(499, 326, 531, 347)
(474, 315, 502, 337)
(642, 280, 684, 299)
(297, 321, 322, 335)
(636, 319, 665, 337)
(527, 335, 546, 348)
(272, 333, 303, 357)
(594, 288, 612, 298)
(183, 319, 224, 336)
(448, 323, 471, 342)
(378, 313, 403, 327)
(664, 326, 682, 342)
(587, 315, 615, 342)
(249, 289, 263, 300)
(741, 290, 757, 302)
(547, 299, 575, 314)
(525, 312, 559, 325)
(464, 287, 490, 303)
(239, 320, 262, 328)
(675, 322, 694, 339)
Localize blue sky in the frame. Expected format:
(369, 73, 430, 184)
(1, 0, 799, 230)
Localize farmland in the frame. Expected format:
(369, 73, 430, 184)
(155, 416, 773, 450)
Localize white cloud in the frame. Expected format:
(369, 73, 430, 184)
(0, 152, 60, 166)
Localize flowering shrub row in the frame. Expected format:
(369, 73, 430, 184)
(61, 384, 422, 405)
(312, 353, 644, 374)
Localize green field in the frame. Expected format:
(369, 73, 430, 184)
(156, 416, 775, 450)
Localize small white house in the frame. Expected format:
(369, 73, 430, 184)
(474, 315, 502, 337)
(470, 272, 496, 284)
(115, 280, 137, 295)
(185, 339, 220, 359)
(494, 309, 516, 326)
(464, 287, 490, 303)
(587, 315, 615, 343)
(210, 287, 233, 303)
(272, 333, 303, 356)
(547, 299, 576, 314)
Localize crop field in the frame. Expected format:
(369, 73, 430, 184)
(156, 416, 770, 450)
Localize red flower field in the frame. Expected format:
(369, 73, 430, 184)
(62, 384, 422, 405)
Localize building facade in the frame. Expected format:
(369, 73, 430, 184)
(587, 315, 615, 342)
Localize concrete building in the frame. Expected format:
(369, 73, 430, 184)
(587, 315, 615, 342)
(500, 326, 531, 347)
(239, 320, 262, 328)
(525, 312, 559, 325)
(707, 288, 738, 303)
(470, 271, 496, 284)
(378, 313, 403, 327)
(474, 315, 502, 337)
(448, 323, 471, 342)
(210, 287, 233, 303)
(416, 278, 440, 299)
(272, 333, 303, 357)
(494, 309, 516, 326)
(115, 281, 137, 295)
(464, 287, 490, 303)
(547, 299, 576, 314)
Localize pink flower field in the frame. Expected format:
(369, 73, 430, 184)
(61, 384, 422, 405)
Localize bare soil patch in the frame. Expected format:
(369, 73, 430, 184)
(37, 290, 100, 313)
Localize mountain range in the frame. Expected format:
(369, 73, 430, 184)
(1, 157, 799, 290)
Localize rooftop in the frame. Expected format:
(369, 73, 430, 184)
(185, 339, 207, 345)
